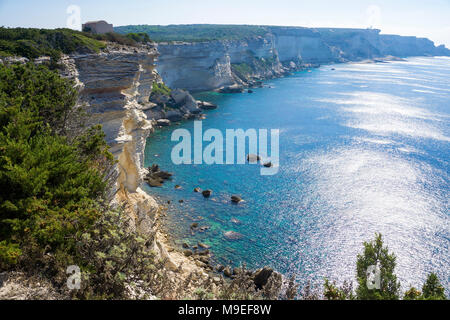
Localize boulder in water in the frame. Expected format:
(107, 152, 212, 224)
(224, 231, 243, 240)
(231, 195, 243, 203)
(156, 119, 171, 127)
(218, 84, 244, 94)
(263, 162, 273, 168)
(202, 190, 212, 198)
(198, 101, 218, 110)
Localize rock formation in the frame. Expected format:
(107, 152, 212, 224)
(154, 27, 450, 92)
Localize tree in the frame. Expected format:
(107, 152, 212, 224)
(324, 279, 355, 300)
(0, 63, 112, 270)
(422, 273, 446, 300)
(356, 233, 401, 300)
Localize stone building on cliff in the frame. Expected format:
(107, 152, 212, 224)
(82, 20, 114, 34)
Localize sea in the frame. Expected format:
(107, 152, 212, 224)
(144, 57, 450, 292)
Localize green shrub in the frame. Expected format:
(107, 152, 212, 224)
(0, 63, 112, 271)
(232, 63, 253, 76)
(0, 27, 106, 60)
(422, 273, 446, 300)
(125, 32, 151, 43)
(72, 210, 169, 299)
(151, 81, 172, 96)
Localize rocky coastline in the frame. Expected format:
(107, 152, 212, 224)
(58, 34, 450, 289)
(153, 26, 450, 92)
(3, 25, 449, 298)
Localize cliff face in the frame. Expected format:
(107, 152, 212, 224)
(155, 27, 450, 92)
(60, 43, 208, 281)
(63, 44, 158, 195)
(157, 36, 283, 91)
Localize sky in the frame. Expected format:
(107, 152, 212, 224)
(1, 0, 449, 47)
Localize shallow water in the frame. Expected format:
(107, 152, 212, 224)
(144, 57, 450, 291)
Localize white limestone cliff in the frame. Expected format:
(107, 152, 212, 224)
(61, 43, 207, 280)
(155, 27, 450, 92)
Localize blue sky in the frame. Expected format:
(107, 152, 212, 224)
(1, 0, 449, 47)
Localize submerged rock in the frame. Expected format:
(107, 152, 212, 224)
(231, 218, 242, 225)
(190, 223, 199, 229)
(197, 249, 210, 256)
(224, 231, 243, 240)
(198, 242, 210, 249)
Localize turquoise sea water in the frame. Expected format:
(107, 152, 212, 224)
(144, 57, 449, 291)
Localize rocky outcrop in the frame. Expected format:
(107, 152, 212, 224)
(60, 43, 207, 280)
(155, 27, 450, 92)
(61, 43, 158, 196)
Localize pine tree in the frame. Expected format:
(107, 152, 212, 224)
(356, 233, 401, 300)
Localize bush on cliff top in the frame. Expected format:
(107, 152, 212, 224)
(0, 28, 107, 59)
(0, 28, 152, 61)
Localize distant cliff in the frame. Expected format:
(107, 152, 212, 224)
(116, 25, 450, 92)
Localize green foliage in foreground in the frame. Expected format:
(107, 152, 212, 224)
(114, 24, 269, 42)
(356, 233, 401, 299)
(0, 63, 111, 269)
(322, 234, 447, 300)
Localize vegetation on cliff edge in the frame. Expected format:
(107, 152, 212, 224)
(114, 24, 269, 42)
(0, 27, 152, 63)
